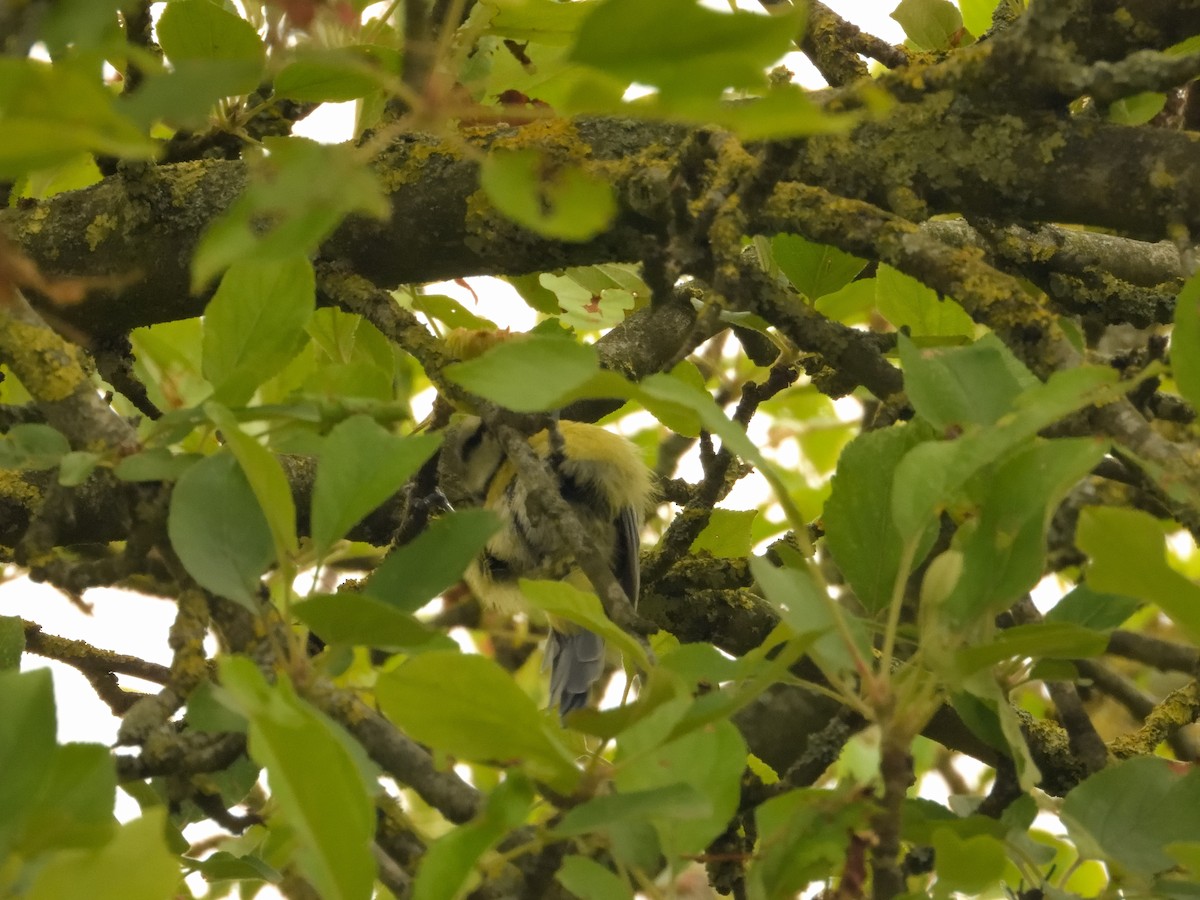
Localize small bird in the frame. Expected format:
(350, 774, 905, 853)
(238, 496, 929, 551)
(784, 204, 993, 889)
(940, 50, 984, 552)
(437, 415, 652, 715)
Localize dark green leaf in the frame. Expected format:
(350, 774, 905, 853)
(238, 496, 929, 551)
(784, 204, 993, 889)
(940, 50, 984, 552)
(193, 138, 388, 288)
(900, 332, 1029, 430)
(937, 437, 1107, 626)
(1077, 506, 1200, 643)
(823, 423, 937, 612)
(366, 509, 499, 613)
(555, 784, 711, 837)
(1044, 584, 1140, 630)
(613, 718, 745, 868)
(748, 788, 868, 899)
(480, 149, 616, 241)
(376, 651, 580, 793)
(312, 416, 441, 557)
(954, 622, 1107, 675)
(207, 403, 299, 561)
(750, 557, 870, 678)
(168, 452, 274, 610)
(217, 658, 376, 900)
(892, 365, 1118, 536)
(413, 775, 535, 900)
(1063, 757, 1200, 877)
(202, 258, 316, 406)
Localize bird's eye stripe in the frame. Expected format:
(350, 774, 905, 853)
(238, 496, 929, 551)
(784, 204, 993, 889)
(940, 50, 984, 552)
(460, 423, 485, 458)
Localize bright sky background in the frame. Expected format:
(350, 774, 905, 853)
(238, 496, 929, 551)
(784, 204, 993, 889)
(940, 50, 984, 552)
(6, 2, 937, 896)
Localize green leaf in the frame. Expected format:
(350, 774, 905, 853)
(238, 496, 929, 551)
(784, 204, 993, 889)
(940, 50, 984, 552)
(0, 423, 70, 469)
(122, 59, 264, 129)
(1044, 584, 1140, 630)
(1077, 506, 1200, 644)
(366, 509, 500, 613)
(486, 0, 598, 45)
(900, 332, 1031, 429)
(275, 48, 393, 103)
(114, 448, 202, 482)
(58, 451, 100, 487)
(156, 0, 265, 66)
(443, 334, 604, 411)
(480, 149, 616, 241)
(748, 788, 868, 900)
(690, 508, 757, 559)
(216, 658, 376, 900)
(293, 593, 449, 650)
(412, 294, 497, 331)
(771, 234, 866, 301)
(957, 0, 998, 35)
(1172, 271, 1200, 411)
(168, 452, 274, 610)
(710, 83, 863, 140)
(376, 651, 581, 794)
(878, 265, 975, 338)
(750, 557, 869, 678)
(0, 615, 23, 670)
(891, 0, 965, 51)
(311, 415, 441, 556)
(207, 403, 299, 561)
(953, 622, 1107, 676)
(1108, 92, 1168, 125)
(413, 775, 535, 900)
(1062, 757, 1200, 877)
(892, 365, 1118, 536)
(27, 810, 180, 900)
(823, 423, 937, 612)
(931, 829, 1007, 893)
(556, 856, 632, 900)
(937, 437, 1108, 626)
(613, 718, 746, 869)
(202, 258, 316, 406)
(0, 60, 154, 178)
(519, 579, 650, 670)
(17, 743, 117, 855)
(555, 783, 711, 837)
(193, 138, 388, 288)
(571, 0, 801, 103)
(0, 669, 57, 857)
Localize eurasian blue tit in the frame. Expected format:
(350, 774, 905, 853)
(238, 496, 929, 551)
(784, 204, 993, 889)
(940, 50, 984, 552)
(437, 416, 653, 715)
